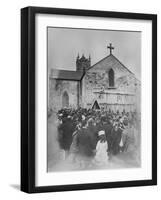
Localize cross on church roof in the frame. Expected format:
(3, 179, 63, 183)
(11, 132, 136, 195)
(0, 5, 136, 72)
(107, 43, 114, 55)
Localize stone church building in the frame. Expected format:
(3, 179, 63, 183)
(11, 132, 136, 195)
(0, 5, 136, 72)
(49, 44, 140, 113)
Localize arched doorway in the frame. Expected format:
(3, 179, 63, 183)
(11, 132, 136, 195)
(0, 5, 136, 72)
(62, 91, 69, 108)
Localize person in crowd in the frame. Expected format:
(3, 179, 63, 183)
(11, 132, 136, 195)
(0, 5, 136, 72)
(76, 120, 96, 168)
(100, 116, 113, 158)
(86, 118, 98, 150)
(68, 122, 82, 163)
(94, 130, 109, 166)
(57, 115, 75, 159)
(122, 121, 135, 153)
(110, 121, 123, 155)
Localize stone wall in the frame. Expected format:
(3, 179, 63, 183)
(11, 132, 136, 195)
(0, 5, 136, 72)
(49, 78, 79, 112)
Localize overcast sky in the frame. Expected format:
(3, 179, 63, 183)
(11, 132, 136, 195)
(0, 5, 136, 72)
(48, 27, 141, 79)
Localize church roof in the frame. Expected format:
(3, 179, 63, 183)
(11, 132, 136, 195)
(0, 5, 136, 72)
(50, 69, 84, 81)
(88, 54, 135, 76)
(87, 54, 141, 82)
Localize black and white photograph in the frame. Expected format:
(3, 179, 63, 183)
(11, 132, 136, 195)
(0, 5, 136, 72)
(20, 6, 157, 193)
(47, 27, 141, 172)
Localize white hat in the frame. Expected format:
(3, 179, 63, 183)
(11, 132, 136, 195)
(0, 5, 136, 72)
(98, 130, 105, 136)
(82, 115, 86, 120)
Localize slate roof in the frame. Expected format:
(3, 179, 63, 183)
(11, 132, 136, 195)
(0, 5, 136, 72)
(50, 69, 84, 81)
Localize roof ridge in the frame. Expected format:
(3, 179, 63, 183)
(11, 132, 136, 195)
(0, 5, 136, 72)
(87, 54, 111, 71)
(51, 68, 77, 73)
(111, 54, 140, 82)
(88, 54, 134, 75)
(50, 68, 84, 81)
(111, 54, 134, 75)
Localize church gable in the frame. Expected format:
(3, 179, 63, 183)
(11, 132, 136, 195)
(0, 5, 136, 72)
(87, 54, 134, 77)
(81, 48, 140, 111)
(83, 54, 138, 91)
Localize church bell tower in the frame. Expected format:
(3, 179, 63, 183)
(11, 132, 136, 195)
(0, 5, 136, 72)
(76, 54, 91, 73)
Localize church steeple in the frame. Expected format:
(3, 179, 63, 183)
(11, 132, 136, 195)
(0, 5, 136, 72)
(76, 53, 91, 72)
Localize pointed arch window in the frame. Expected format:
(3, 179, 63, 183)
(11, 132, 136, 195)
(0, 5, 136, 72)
(62, 91, 69, 108)
(108, 68, 114, 87)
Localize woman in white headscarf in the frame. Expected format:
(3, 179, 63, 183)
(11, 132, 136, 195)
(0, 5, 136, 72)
(94, 130, 109, 166)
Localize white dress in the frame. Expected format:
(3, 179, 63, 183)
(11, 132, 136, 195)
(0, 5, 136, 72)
(95, 140, 109, 166)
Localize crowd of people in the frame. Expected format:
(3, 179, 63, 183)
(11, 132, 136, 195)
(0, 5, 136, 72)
(56, 107, 140, 168)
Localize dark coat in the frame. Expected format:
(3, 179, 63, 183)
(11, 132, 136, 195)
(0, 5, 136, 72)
(88, 125, 99, 149)
(102, 123, 113, 152)
(111, 128, 123, 155)
(57, 119, 75, 151)
(77, 127, 96, 157)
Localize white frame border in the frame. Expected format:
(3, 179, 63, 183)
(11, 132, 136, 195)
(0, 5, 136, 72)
(35, 14, 152, 187)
